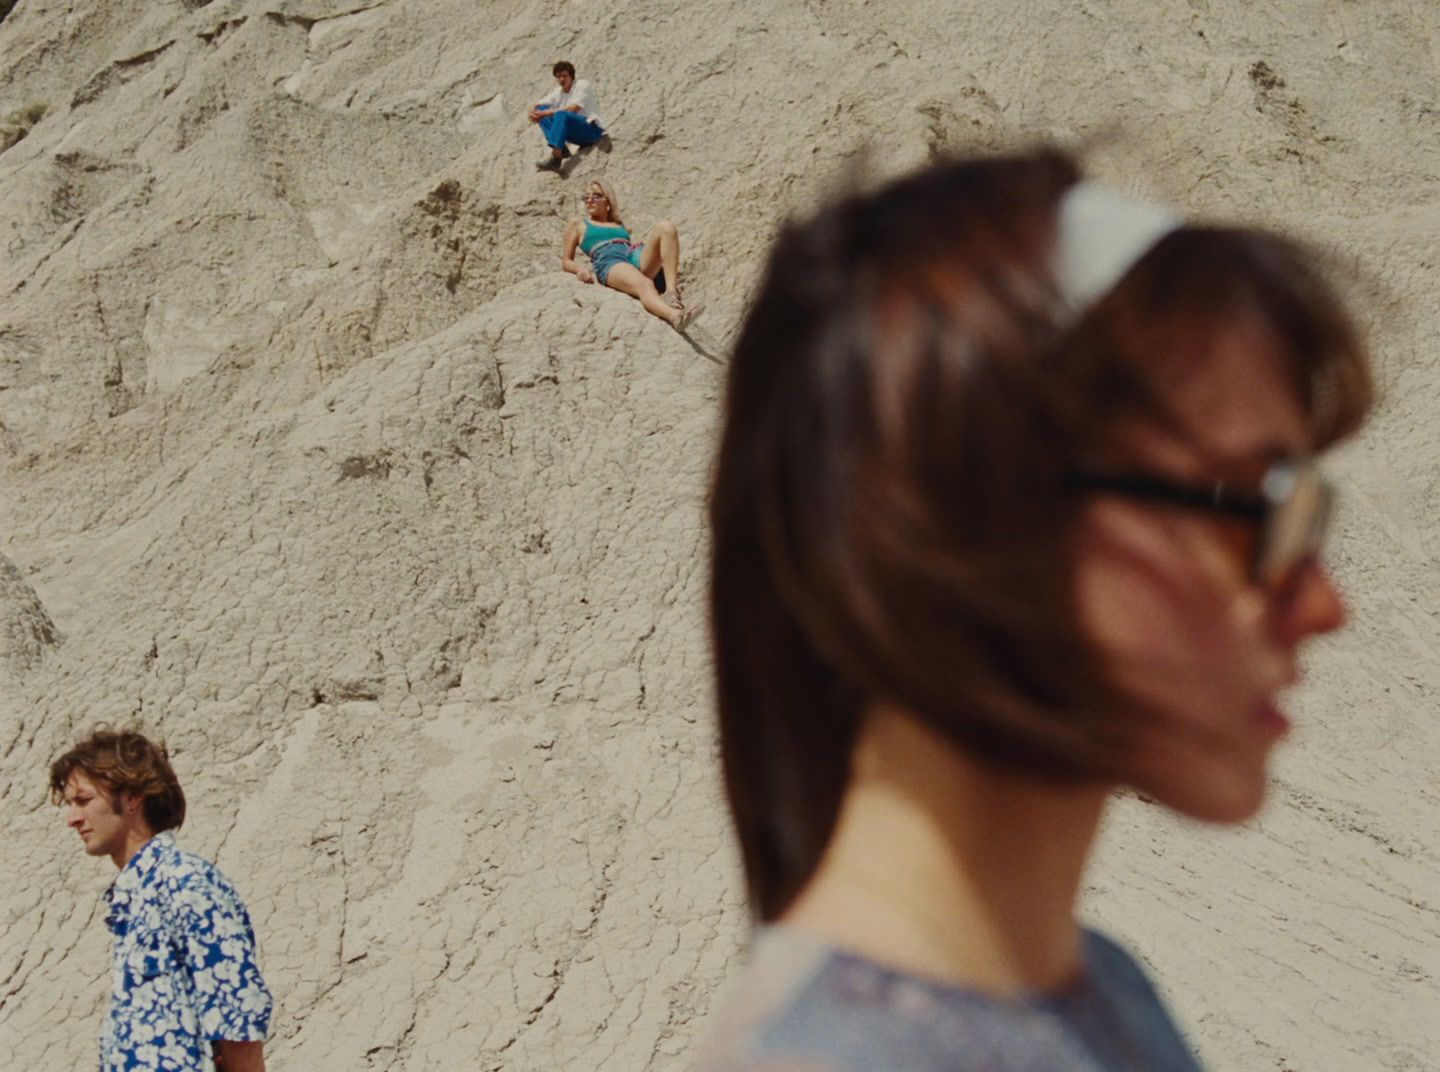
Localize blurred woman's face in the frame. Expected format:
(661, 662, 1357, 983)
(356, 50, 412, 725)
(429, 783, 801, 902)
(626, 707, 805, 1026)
(1073, 319, 1347, 823)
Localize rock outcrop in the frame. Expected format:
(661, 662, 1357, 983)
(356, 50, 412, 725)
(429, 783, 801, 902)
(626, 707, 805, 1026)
(0, 551, 60, 678)
(1, 1, 1436, 1069)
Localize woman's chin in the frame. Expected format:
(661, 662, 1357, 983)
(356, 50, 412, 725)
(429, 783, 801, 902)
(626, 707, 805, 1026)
(1135, 771, 1270, 825)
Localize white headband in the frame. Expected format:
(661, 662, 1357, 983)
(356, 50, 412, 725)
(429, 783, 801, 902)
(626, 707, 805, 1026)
(1054, 182, 1180, 314)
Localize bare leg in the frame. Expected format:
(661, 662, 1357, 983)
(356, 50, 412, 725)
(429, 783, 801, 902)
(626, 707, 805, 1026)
(604, 262, 681, 326)
(638, 220, 682, 302)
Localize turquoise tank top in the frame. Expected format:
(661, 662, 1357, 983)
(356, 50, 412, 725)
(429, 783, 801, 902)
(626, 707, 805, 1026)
(580, 218, 631, 254)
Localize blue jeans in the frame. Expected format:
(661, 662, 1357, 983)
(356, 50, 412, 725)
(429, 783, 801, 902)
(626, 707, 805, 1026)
(539, 111, 604, 151)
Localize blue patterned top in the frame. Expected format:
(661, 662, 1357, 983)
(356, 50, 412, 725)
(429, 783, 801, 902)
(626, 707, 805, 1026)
(694, 926, 1206, 1071)
(102, 832, 274, 1071)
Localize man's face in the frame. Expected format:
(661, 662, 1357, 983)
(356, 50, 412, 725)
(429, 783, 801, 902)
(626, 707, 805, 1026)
(556, 70, 574, 93)
(61, 770, 131, 860)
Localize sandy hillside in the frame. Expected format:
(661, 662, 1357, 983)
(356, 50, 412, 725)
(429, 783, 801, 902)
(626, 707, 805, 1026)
(1, 1, 1436, 1069)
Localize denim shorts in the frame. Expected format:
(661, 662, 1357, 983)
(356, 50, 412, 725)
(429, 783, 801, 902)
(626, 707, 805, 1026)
(590, 239, 666, 293)
(589, 238, 639, 286)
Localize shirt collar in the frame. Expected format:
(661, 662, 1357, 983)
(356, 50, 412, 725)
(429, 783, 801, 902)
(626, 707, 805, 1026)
(103, 831, 174, 934)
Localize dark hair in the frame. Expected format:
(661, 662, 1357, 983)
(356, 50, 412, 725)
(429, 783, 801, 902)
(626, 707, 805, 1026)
(709, 148, 1371, 920)
(50, 727, 187, 833)
(552, 61, 576, 79)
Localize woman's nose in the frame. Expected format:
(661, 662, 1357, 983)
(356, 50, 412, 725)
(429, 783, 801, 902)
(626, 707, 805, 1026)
(1276, 557, 1347, 640)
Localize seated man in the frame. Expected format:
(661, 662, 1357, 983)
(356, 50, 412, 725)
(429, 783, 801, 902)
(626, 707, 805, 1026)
(528, 60, 606, 171)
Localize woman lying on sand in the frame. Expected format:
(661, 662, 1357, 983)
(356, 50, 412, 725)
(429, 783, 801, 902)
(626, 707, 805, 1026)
(562, 179, 702, 331)
(698, 148, 1371, 1071)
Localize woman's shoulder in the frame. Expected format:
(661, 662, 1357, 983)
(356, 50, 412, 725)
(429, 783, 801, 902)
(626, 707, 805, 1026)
(694, 926, 1203, 1072)
(1078, 927, 1204, 1067)
(694, 926, 1018, 1072)
(690, 928, 845, 1071)
(1080, 927, 1165, 998)
(698, 1062, 840, 1072)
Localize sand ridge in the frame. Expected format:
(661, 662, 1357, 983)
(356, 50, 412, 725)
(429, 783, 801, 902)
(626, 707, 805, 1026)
(1, 1, 1437, 1068)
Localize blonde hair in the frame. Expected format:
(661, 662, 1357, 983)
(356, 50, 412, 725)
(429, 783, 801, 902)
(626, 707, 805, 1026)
(586, 179, 623, 227)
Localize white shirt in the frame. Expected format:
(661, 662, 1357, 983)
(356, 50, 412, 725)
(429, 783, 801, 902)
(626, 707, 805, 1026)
(537, 78, 606, 129)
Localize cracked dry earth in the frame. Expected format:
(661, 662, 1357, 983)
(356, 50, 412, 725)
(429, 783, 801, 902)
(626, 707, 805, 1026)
(1, 1, 1437, 1069)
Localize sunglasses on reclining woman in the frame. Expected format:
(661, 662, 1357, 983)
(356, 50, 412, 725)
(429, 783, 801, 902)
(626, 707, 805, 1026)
(1069, 458, 1333, 589)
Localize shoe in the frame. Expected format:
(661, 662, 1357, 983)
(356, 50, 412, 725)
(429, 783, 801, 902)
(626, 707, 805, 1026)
(536, 155, 562, 172)
(673, 303, 704, 332)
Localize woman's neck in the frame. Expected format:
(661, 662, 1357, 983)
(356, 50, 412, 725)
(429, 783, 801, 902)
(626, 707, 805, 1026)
(782, 705, 1109, 997)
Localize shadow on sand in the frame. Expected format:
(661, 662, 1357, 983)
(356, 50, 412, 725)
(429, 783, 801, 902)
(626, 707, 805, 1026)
(556, 135, 614, 179)
(677, 322, 725, 365)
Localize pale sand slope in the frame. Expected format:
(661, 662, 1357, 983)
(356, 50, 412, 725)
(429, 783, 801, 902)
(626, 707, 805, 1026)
(0, 1, 1436, 1069)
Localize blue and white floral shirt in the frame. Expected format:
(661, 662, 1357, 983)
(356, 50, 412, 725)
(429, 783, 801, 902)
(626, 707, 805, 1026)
(102, 832, 273, 1071)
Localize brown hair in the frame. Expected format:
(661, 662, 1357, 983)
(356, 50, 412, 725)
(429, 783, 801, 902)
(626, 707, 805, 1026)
(552, 60, 576, 79)
(50, 727, 187, 833)
(709, 148, 1371, 920)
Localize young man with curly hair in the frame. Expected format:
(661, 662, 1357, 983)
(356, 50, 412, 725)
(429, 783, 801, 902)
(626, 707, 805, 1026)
(51, 728, 273, 1072)
(528, 59, 607, 171)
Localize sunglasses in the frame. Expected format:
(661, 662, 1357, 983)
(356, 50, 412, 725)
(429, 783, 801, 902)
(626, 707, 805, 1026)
(582, 192, 607, 203)
(1069, 459, 1332, 588)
